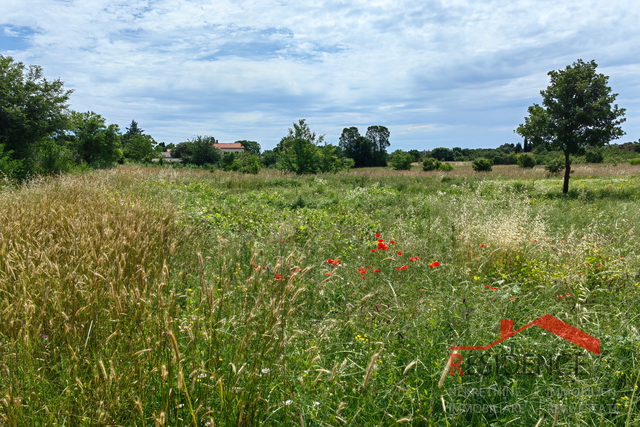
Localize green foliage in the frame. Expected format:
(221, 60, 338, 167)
(365, 125, 391, 166)
(390, 149, 413, 170)
(516, 59, 626, 192)
(585, 149, 604, 163)
(219, 152, 262, 174)
(545, 157, 565, 173)
(629, 158, 640, 165)
(517, 153, 537, 168)
(422, 157, 441, 171)
(0, 55, 73, 179)
(430, 147, 454, 161)
(124, 134, 155, 162)
(439, 162, 454, 171)
(339, 127, 375, 167)
(235, 140, 261, 155)
(472, 158, 493, 171)
(173, 136, 221, 166)
(278, 119, 351, 174)
(67, 111, 123, 168)
(260, 149, 279, 168)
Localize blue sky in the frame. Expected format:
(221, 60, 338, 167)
(2, 0, 639, 151)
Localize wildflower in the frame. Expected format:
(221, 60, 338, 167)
(327, 258, 334, 264)
(313, 401, 320, 406)
(284, 400, 293, 406)
(484, 285, 489, 288)
(358, 268, 367, 274)
(397, 251, 403, 256)
(396, 265, 408, 270)
(261, 368, 271, 374)
(378, 239, 384, 243)
(480, 243, 486, 248)
(390, 240, 395, 244)
(429, 261, 440, 268)
(371, 249, 376, 252)
(373, 269, 380, 273)
(275, 274, 282, 280)
(254, 266, 260, 270)
(491, 287, 497, 291)
(376, 233, 381, 237)
(409, 256, 419, 262)
(325, 272, 331, 276)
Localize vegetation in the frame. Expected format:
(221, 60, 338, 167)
(472, 158, 494, 172)
(1, 165, 639, 426)
(517, 153, 536, 169)
(516, 59, 626, 193)
(390, 149, 413, 170)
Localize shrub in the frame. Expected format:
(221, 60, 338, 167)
(422, 158, 441, 171)
(517, 153, 536, 168)
(585, 150, 604, 163)
(629, 158, 640, 165)
(472, 158, 493, 172)
(390, 150, 413, 170)
(439, 162, 454, 171)
(545, 158, 565, 173)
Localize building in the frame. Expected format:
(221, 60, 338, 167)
(214, 143, 245, 154)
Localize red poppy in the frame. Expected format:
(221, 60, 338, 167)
(358, 268, 367, 274)
(397, 251, 403, 256)
(409, 256, 419, 262)
(371, 249, 376, 252)
(480, 243, 486, 248)
(275, 274, 282, 280)
(390, 240, 395, 244)
(254, 266, 260, 270)
(491, 287, 497, 290)
(325, 272, 331, 276)
(327, 258, 334, 264)
(429, 261, 440, 268)
(396, 265, 408, 270)
(376, 233, 381, 237)
(484, 285, 489, 288)
(373, 269, 380, 273)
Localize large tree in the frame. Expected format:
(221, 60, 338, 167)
(365, 126, 390, 167)
(339, 127, 374, 168)
(0, 55, 73, 178)
(68, 111, 123, 167)
(516, 59, 626, 193)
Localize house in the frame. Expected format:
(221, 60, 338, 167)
(152, 149, 183, 163)
(214, 143, 245, 154)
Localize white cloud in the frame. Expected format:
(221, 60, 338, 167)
(1, 0, 639, 148)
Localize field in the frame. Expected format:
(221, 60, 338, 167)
(1, 163, 640, 426)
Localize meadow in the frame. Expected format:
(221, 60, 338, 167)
(1, 163, 639, 426)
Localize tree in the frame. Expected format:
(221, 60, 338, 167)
(365, 126, 390, 166)
(390, 150, 413, 170)
(339, 127, 374, 168)
(124, 134, 155, 162)
(122, 120, 144, 147)
(516, 59, 626, 193)
(235, 140, 261, 155)
(67, 111, 123, 167)
(181, 135, 221, 166)
(0, 55, 73, 178)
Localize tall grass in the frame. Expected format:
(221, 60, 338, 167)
(0, 166, 638, 425)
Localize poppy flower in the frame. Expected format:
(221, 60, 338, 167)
(484, 285, 489, 288)
(396, 265, 408, 270)
(429, 261, 440, 268)
(390, 241, 395, 244)
(491, 287, 497, 291)
(480, 243, 486, 248)
(373, 269, 380, 273)
(376, 233, 381, 238)
(358, 268, 367, 274)
(327, 258, 334, 264)
(397, 251, 403, 256)
(275, 274, 282, 280)
(371, 249, 376, 252)
(325, 272, 332, 276)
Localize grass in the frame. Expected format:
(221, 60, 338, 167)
(0, 165, 639, 426)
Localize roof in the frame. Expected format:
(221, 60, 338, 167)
(214, 143, 245, 149)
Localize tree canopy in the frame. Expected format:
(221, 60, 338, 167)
(516, 59, 626, 193)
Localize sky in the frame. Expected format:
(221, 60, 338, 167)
(2, 0, 640, 151)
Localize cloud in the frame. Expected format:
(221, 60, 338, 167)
(1, 0, 639, 148)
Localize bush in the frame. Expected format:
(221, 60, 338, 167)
(422, 158, 441, 171)
(390, 150, 413, 170)
(517, 153, 536, 168)
(629, 158, 640, 165)
(472, 158, 493, 172)
(545, 158, 565, 173)
(439, 162, 454, 171)
(585, 150, 604, 163)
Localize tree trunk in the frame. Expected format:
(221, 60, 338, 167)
(562, 151, 571, 194)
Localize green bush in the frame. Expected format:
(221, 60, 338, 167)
(472, 158, 493, 172)
(439, 162, 454, 171)
(517, 153, 536, 168)
(422, 158, 441, 171)
(545, 158, 565, 173)
(629, 158, 640, 165)
(390, 150, 413, 170)
(585, 150, 604, 163)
